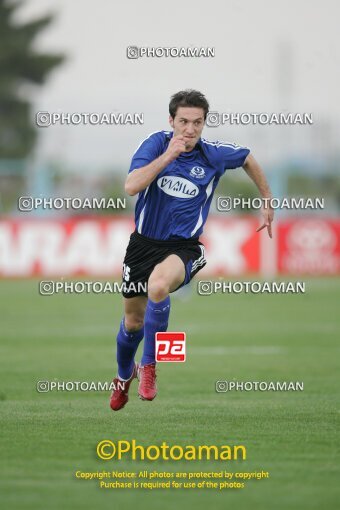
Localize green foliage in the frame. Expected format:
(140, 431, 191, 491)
(0, 0, 65, 158)
(215, 172, 259, 214)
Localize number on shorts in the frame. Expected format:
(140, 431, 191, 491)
(122, 264, 131, 282)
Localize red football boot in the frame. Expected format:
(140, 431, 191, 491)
(138, 363, 157, 401)
(110, 363, 138, 411)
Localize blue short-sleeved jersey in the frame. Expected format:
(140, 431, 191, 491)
(129, 130, 250, 240)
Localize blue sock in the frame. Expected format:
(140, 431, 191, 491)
(141, 296, 170, 366)
(116, 319, 144, 380)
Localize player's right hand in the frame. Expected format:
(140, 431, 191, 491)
(165, 135, 187, 160)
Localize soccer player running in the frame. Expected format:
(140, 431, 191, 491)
(110, 90, 273, 411)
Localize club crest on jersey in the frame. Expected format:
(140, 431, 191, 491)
(190, 166, 205, 179)
(157, 176, 199, 198)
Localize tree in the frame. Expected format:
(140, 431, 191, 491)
(0, 0, 65, 158)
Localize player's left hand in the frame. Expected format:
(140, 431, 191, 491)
(256, 202, 274, 238)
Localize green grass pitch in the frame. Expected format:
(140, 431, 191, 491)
(0, 278, 339, 510)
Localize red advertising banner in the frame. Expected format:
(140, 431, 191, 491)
(0, 216, 339, 277)
(277, 218, 340, 274)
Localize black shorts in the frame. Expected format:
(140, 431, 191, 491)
(122, 231, 207, 298)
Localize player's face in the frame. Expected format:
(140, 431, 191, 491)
(169, 107, 205, 151)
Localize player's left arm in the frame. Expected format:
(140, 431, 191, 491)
(242, 153, 274, 238)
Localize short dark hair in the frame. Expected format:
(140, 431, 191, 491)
(169, 89, 209, 120)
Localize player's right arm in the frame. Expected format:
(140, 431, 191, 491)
(125, 135, 186, 196)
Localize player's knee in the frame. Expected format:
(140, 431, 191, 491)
(148, 276, 170, 302)
(124, 314, 144, 332)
